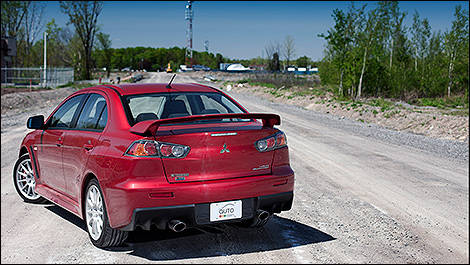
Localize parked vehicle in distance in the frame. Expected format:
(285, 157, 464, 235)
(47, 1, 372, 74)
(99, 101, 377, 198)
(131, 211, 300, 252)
(14, 82, 295, 248)
(131, 73, 143, 82)
(192, 65, 211, 71)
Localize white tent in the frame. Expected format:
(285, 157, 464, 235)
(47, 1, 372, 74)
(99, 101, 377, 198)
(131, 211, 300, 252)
(226, 63, 250, 71)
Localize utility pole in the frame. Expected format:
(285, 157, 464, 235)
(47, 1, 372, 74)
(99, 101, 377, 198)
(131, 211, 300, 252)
(185, 1, 193, 66)
(43, 32, 47, 87)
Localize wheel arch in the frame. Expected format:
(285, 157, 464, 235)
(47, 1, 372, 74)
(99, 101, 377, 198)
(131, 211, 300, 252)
(19, 146, 28, 158)
(81, 172, 98, 219)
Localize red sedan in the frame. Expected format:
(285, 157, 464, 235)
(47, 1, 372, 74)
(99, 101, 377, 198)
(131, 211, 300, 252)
(13, 83, 295, 248)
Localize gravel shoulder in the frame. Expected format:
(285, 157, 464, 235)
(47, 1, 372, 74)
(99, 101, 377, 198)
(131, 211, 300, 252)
(1, 74, 468, 263)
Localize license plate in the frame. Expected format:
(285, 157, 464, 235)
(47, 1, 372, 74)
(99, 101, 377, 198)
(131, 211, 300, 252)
(210, 200, 242, 222)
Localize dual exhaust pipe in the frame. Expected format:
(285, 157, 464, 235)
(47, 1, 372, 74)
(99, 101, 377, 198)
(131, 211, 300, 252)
(168, 210, 270, 232)
(168, 219, 186, 232)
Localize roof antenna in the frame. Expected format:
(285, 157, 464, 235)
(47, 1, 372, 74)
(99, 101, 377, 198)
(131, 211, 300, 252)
(166, 74, 176, 89)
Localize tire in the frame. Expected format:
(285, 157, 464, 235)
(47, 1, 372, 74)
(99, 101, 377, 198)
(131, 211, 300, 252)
(85, 179, 128, 248)
(13, 153, 47, 203)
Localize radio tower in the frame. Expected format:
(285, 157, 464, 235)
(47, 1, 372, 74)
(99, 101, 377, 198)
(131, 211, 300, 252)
(185, 1, 193, 66)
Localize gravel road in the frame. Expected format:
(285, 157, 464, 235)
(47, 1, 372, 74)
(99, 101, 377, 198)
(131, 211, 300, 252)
(1, 72, 468, 263)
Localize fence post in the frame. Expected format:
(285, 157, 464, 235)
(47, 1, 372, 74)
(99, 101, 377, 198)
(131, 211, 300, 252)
(30, 79, 32, 92)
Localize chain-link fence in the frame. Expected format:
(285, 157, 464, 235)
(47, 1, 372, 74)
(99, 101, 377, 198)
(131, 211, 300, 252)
(1, 67, 74, 88)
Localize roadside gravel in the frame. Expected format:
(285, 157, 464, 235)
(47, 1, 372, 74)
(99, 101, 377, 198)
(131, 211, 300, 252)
(228, 91, 469, 162)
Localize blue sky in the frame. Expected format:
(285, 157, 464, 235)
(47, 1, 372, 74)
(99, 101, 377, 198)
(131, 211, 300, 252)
(42, 1, 469, 60)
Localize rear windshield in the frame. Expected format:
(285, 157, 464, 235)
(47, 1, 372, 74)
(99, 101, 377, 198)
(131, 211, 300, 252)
(124, 92, 248, 125)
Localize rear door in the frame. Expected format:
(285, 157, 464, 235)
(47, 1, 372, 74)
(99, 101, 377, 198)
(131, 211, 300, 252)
(62, 93, 108, 200)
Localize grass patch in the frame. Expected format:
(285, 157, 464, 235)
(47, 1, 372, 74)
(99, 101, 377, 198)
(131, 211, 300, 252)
(408, 96, 468, 109)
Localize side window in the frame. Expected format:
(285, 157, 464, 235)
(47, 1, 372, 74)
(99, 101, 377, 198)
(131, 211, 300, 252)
(48, 95, 85, 128)
(76, 94, 107, 131)
(96, 105, 108, 130)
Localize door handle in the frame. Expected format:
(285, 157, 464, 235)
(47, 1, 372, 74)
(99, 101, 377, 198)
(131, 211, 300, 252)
(83, 144, 94, 151)
(56, 138, 63, 147)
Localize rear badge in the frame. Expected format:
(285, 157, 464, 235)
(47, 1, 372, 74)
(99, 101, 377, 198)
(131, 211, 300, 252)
(171, 173, 189, 181)
(220, 143, 230, 154)
(252, 164, 269, 171)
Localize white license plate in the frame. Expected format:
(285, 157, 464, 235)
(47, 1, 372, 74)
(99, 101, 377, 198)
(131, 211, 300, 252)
(210, 200, 242, 222)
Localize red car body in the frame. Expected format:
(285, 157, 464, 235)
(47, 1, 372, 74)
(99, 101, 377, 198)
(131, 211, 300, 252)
(16, 83, 294, 246)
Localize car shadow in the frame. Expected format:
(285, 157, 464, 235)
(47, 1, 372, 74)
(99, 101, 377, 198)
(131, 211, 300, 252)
(109, 216, 335, 261)
(45, 205, 87, 231)
(45, 205, 335, 261)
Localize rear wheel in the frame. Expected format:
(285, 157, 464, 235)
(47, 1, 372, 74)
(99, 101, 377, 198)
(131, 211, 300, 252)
(13, 154, 47, 203)
(85, 179, 128, 248)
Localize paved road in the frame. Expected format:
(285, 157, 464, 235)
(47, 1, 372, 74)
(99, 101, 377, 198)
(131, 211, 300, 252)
(1, 72, 468, 263)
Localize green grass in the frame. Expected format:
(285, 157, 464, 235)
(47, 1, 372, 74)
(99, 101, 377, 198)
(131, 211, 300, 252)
(408, 96, 468, 109)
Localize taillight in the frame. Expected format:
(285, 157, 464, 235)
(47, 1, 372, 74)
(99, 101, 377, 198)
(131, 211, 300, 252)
(255, 131, 287, 152)
(125, 140, 190, 158)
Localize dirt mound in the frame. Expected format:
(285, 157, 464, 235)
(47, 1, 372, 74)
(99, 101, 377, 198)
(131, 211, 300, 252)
(1, 87, 77, 115)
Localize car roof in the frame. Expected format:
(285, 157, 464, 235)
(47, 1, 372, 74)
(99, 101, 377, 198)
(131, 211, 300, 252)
(84, 83, 219, 96)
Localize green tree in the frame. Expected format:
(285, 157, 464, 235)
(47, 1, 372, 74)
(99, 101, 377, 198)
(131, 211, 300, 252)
(95, 32, 112, 77)
(60, 1, 103, 80)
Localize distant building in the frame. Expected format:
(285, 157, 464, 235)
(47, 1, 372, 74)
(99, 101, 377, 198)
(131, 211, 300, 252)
(1, 37, 17, 83)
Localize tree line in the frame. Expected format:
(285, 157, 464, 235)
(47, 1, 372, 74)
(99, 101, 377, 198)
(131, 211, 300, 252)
(2, 1, 318, 80)
(318, 2, 468, 101)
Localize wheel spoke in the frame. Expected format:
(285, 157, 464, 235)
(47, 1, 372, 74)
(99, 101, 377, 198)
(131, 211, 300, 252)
(20, 164, 28, 173)
(17, 171, 28, 178)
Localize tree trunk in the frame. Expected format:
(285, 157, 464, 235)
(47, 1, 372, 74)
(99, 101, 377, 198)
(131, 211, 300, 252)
(415, 47, 418, 72)
(339, 69, 344, 96)
(447, 53, 454, 98)
(389, 38, 393, 70)
(357, 46, 368, 100)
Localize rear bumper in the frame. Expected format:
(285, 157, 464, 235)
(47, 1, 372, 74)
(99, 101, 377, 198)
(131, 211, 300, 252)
(119, 191, 293, 231)
(105, 165, 294, 229)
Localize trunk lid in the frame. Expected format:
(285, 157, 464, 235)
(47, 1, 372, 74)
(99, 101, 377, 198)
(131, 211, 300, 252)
(156, 123, 276, 183)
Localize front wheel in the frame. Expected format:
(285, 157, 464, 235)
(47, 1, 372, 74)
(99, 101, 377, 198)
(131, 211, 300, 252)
(13, 154, 47, 203)
(85, 179, 128, 248)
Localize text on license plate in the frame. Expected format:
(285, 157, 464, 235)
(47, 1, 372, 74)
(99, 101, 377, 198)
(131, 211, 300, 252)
(210, 200, 242, 221)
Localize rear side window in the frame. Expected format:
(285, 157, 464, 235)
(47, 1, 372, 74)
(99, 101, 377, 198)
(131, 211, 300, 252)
(48, 94, 85, 128)
(76, 94, 108, 131)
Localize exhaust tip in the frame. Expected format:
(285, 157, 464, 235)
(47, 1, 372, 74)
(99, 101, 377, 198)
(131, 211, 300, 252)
(258, 210, 270, 221)
(168, 220, 186, 232)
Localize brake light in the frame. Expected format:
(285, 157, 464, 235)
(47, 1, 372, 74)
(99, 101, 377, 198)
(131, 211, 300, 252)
(255, 131, 287, 152)
(125, 140, 190, 158)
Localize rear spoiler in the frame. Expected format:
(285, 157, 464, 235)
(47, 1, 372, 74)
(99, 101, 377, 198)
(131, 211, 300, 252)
(130, 113, 281, 136)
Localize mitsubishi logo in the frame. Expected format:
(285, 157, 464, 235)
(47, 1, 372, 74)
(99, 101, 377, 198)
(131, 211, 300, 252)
(220, 143, 230, 154)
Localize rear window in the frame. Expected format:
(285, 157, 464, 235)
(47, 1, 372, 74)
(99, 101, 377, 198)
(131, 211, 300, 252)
(124, 92, 247, 125)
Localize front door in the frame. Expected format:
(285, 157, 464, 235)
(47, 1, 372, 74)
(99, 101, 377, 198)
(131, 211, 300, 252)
(36, 94, 86, 193)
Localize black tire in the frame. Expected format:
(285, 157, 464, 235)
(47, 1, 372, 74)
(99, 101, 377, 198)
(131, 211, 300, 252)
(13, 153, 48, 204)
(236, 212, 272, 228)
(85, 179, 128, 248)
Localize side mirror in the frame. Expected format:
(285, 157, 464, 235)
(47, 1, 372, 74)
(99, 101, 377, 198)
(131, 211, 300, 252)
(27, 115, 44, 130)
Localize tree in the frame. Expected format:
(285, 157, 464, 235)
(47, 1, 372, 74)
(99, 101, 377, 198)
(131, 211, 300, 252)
(19, 1, 45, 66)
(283, 35, 296, 68)
(356, 9, 380, 99)
(1, 1, 28, 38)
(60, 1, 103, 80)
(444, 5, 469, 97)
(296, 56, 312, 67)
(95, 32, 112, 77)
